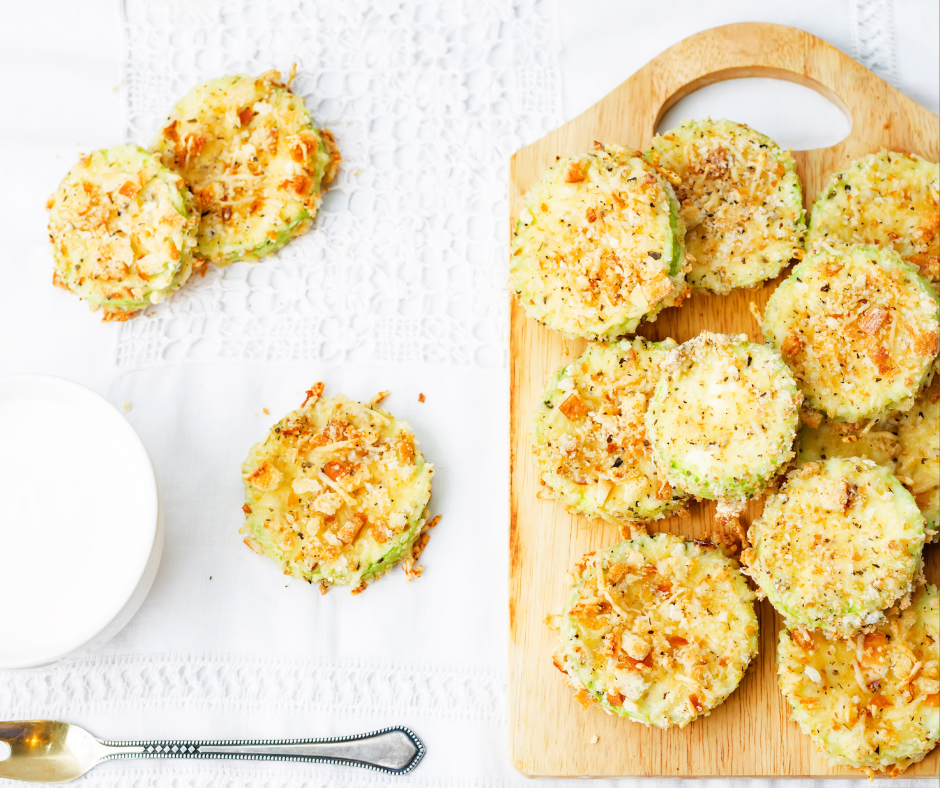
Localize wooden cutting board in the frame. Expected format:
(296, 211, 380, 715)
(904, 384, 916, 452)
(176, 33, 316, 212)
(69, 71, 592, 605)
(508, 22, 939, 778)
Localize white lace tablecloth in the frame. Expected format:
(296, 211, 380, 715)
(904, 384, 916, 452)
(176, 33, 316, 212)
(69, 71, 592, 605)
(0, 1, 936, 786)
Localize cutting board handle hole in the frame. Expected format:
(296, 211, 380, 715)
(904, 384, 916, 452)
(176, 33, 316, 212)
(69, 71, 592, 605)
(655, 70, 851, 152)
(0, 741, 11, 761)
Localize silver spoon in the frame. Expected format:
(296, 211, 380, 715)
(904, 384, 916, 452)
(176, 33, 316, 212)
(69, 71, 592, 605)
(0, 720, 425, 782)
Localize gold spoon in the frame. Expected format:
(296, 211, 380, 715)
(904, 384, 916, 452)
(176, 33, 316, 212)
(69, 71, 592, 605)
(0, 720, 425, 782)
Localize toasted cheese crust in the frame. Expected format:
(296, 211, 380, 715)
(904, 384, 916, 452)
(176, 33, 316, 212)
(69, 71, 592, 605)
(47, 145, 198, 319)
(743, 458, 924, 637)
(778, 584, 940, 776)
(554, 533, 758, 729)
(807, 151, 940, 286)
(154, 71, 340, 265)
(646, 118, 805, 294)
(797, 417, 899, 471)
(532, 338, 687, 525)
(241, 385, 433, 591)
(644, 331, 801, 502)
(763, 244, 939, 426)
(509, 144, 688, 340)
(896, 377, 940, 542)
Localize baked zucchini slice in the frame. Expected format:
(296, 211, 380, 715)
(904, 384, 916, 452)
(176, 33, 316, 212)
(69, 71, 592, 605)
(509, 143, 688, 340)
(154, 70, 340, 265)
(644, 331, 801, 505)
(47, 145, 198, 320)
(532, 337, 687, 526)
(645, 118, 805, 294)
(241, 384, 434, 592)
(554, 532, 758, 729)
(896, 377, 940, 542)
(807, 150, 939, 286)
(743, 458, 924, 637)
(778, 584, 940, 777)
(763, 243, 939, 427)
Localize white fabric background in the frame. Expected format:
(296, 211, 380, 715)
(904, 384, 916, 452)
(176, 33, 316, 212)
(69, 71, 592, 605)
(0, 0, 936, 786)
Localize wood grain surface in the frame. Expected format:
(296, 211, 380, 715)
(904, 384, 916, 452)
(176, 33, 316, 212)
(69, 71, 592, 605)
(508, 22, 940, 778)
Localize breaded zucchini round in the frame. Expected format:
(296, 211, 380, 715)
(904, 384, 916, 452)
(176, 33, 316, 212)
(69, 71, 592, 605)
(553, 532, 758, 729)
(645, 118, 805, 294)
(644, 331, 801, 504)
(896, 378, 940, 542)
(763, 244, 939, 426)
(241, 384, 434, 592)
(509, 144, 688, 340)
(47, 145, 198, 320)
(778, 584, 940, 776)
(807, 151, 940, 285)
(154, 70, 340, 265)
(532, 338, 687, 526)
(797, 417, 899, 471)
(743, 458, 925, 637)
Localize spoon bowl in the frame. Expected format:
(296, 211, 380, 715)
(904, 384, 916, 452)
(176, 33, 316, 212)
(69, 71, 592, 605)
(0, 721, 105, 783)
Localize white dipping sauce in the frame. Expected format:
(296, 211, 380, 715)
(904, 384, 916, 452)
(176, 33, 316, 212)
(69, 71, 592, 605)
(0, 376, 159, 668)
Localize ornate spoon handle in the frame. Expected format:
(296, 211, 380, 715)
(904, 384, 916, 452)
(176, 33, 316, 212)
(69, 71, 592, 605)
(98, 726, 425, 775)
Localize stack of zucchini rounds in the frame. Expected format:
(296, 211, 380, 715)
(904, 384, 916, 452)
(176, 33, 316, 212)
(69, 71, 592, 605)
(47, 70, 340, 321)
(513, 120, 939, 774)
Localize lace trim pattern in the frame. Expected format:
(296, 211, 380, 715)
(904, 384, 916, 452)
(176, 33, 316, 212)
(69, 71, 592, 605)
(115, 0, 562, 371)
(0, 654, 504, 722)
(849, 0, 899, 85)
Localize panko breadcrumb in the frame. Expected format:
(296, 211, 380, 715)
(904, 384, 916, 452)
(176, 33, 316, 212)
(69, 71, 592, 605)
(47, 145, 198, 320)
(509, 143, 688, 340)
(241, 383, 434, 592)
(777, 584, 939, 776)
(644, 331, 801, 509)
(532, 338, 687, 527)
(154, 70, 340, 265)
(554, 532, 758, 729)
(763, 243, 939, 427)
(646, 118, 805, 294)
(743, 458, 924, 637)
(807, 150, 939, 287)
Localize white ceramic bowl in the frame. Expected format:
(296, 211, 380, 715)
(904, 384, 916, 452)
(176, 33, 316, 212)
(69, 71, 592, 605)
(0, 375, 163, 669)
